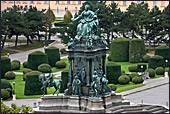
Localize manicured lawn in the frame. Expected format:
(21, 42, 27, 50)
(1, 49, 18, 56)
(56, 17, 63, 19)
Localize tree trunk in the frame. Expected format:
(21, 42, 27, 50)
(26, 36, 33, 45)
(15, 35, 18, 47)
(1, 35, 7, 50)
(48, 26, 51, 41)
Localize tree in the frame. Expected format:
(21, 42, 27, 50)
(64, 10, 73, 23)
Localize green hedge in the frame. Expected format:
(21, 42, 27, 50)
(27, 51, 48, 70)
(118, 75, 130, 84)
(1, 89, 10, 100)
(23, 61, 28, 68)
(55, 61, 67, 69)
(24, 71, 45, 95)
(107, 84, 117, 91)
(132, 76, 144, 84)
(128, 65, 137, 72)
(148, 55, 165, 69)
(38, 64, 51, 73)
(23, 68, 32, 81)
(60, 70, 69, 93)
(45, 46, 60, 67)
(11, 60, 20, 70)
(106, 62, 121, 84)
(129, 38, 146, 63)
(1, 80, 12, 90)
(145, 68, 155, 77)
(128, 72, 139, 81)
(1, 57, 11, 78)
(137, 64, 147, 72)
(155, 67, 165, 75)
(4, 71, 16, 80)
(109, 37, 129, 62)
(142, 55, 150, 63)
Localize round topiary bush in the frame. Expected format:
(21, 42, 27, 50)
(11, 60, 20, 70)
(1, 89, 10, 100)
(128, 65, 137, 72)
(142, 55, 151, 63)
(23, 61, 28, 68)
(110, 37, 129, 62)
(1, 56, 11, 78)
(27, 51, 48, 70)
(155, 67, 165, 75)
(129, 38, 146, 63)
(128, 72, 140, 81)
(145, 68, 155, 77)
(132, 76, 144, 84)
(38, 64, 51, 73)
(55, 61, 67, 69)
(23, 68, 32, 81)
(148, 55, 165, 69)
(45, 46, 60, 67)
(60, 48, 67, 54)
(1, 80, 12, 89)
(137, 64, 147, 72)
(107, 84, 117, 91)
(118, 75, 130, 84)
(121, 70, 126, 75)
(4, 71, 16, 80)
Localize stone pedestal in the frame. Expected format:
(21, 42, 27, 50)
(68, 96, 80, 110)
(13, 94, 16, 100)
(102, 93, 112, 108)
(165, 72, 169, 77)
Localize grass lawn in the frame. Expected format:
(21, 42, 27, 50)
(1, 49, 18, 56)
(56, 17, 63, 19)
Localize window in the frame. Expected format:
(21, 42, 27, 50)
(153, 1, 157, 6)
(111, 1, 114, 3)
(30, 1, 34, 4)
(16, 1, 20, 3)
(123, 1, 126, 6)
(67, 1, 70, 4)
(137, 1, 140, 4)
(44, 1, 48, 4)
(56, 1, 59, 4)
(78, 1, 81, 4)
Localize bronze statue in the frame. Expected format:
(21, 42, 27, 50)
(72, 75, 81, 95)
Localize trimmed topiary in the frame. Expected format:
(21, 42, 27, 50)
(60, 48, 67, 54)
(129, 38, 146, 63)
(107, 55, 112, 61)
(142, 55, 150, 63)
(145, 68, 155, 77)
(11, 60, 20, 70)
(128, 65, 137, 72)
(132, 76, 144, 84)
(23, 68, 32, 81)
(60, 70, 69, 93)
(148, 55, 165, 69)
(137, 64, 147, 72)
(118, 75, 130, 84)
(106, 62, 121, 84)
(1, 80, 12, 89)
(155, 67, 165, 75)
(38, 64, 51, 73)
(107, 84, 117, 91)
(4, 71, 16, 80)
(128, 72, 140, 81)
(27, 51, 48, 70)
(45, 46, 60, 67)
(121, 70, 126, 75)
(110, 37, 129, 62)
(24, 71, 45, 95)
(55, 61, 67, 69)
(64, 9, 73, 23)
(23, 61, 28, 68)
(1, 89, 10, 100)
(1, 56, 11, 78)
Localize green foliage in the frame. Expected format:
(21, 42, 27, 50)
(38, 64, 51, 73)
(24, 71, 44, 95)
(121, 70, 126, 75)
(148, 55, 165, 69)
(64, 10, 73, 23)
(23, 68, 32, 81)
(45, 46, 60, 67)
(155, 67, 165, 75)
(137, 64, 147, 72)
(60, 70, 69, 93)
(1, 56, 11, 78)
(107, 84, 117, 91)
(60, 48, 67, 54)
(45, 8, 56, 22)
(27, 51, 48, 70)
(132, 76, 144, 84)
(128, 65, 137, 72)
(1, 89, 10, 100)
(4, 71, 16, 80)
(142, 55, 150, 63)
(55, 61, 67, 69)
(110, 37, 129, 62)
(128, 72, 140, 81)
(23, 61, 28, 68)
(118, 75, 130, 85)
(11, 60, 20, 70)
(106, 62, 121, 84)
(107, 55, 112, 61)
(129, 38, 146, 63)
(1, 80, 12, 90)
(146, 68, 155, 77)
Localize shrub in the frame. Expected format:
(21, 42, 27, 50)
(142, 55, 150, 63)
(45, 46, 60, 67)
(155, 67, 165, 75)
(128, 65, 137, 72)
(60, 70, 69, 93)
(148, 55, 165, 69)
(64, 10, 73, 23)
(1, 89, 10, 100)
(132, 76, 144, 84)
(107, 84, 117, 91)
(137, 64, 147, 72)
(23, 69, 32, 81)
(106, 62, 121, 84)
(55, 61, 67, 69)
(121, 70, 126, 75)
(4, 71, 16, 80)
(38, 64, 51, 73)
(11, 60, 20, 70)
(145, 68, 155, 77)
(118, 75, 130, 84)
(107, 55, 112, 61)
(27, 51, 48, 70)
(1, 56, 11, 78)
(45, 8, 55, 22)
(24, 71, 45, 95)
(110, 37, 129, 62)
(128, 72, 140, 81)
(23, 61, 28, 68)
(60, 48, 67, 54)
(129, 38, 146, 63)
(1, 80, 12, 90)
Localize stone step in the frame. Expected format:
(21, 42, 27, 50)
(152, 109, 168, 113)
(147, 107, 164, 113)
(111, 108, 124, 113)
(123, 107, 143, 111)
(122, 110, 149, 113)
(35, 109, 87, 113)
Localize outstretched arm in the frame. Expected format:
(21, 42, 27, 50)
(72, 11, 83, 22)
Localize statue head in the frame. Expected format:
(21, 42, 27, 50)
(85, 4, 90, 11)
(93, 71, 97, 75)
(75, 76, 78, 79)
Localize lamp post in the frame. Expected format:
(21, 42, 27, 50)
(48, 0, 51, 41)
(165, 59, 168, 77)
(13, 81, 16, 100)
